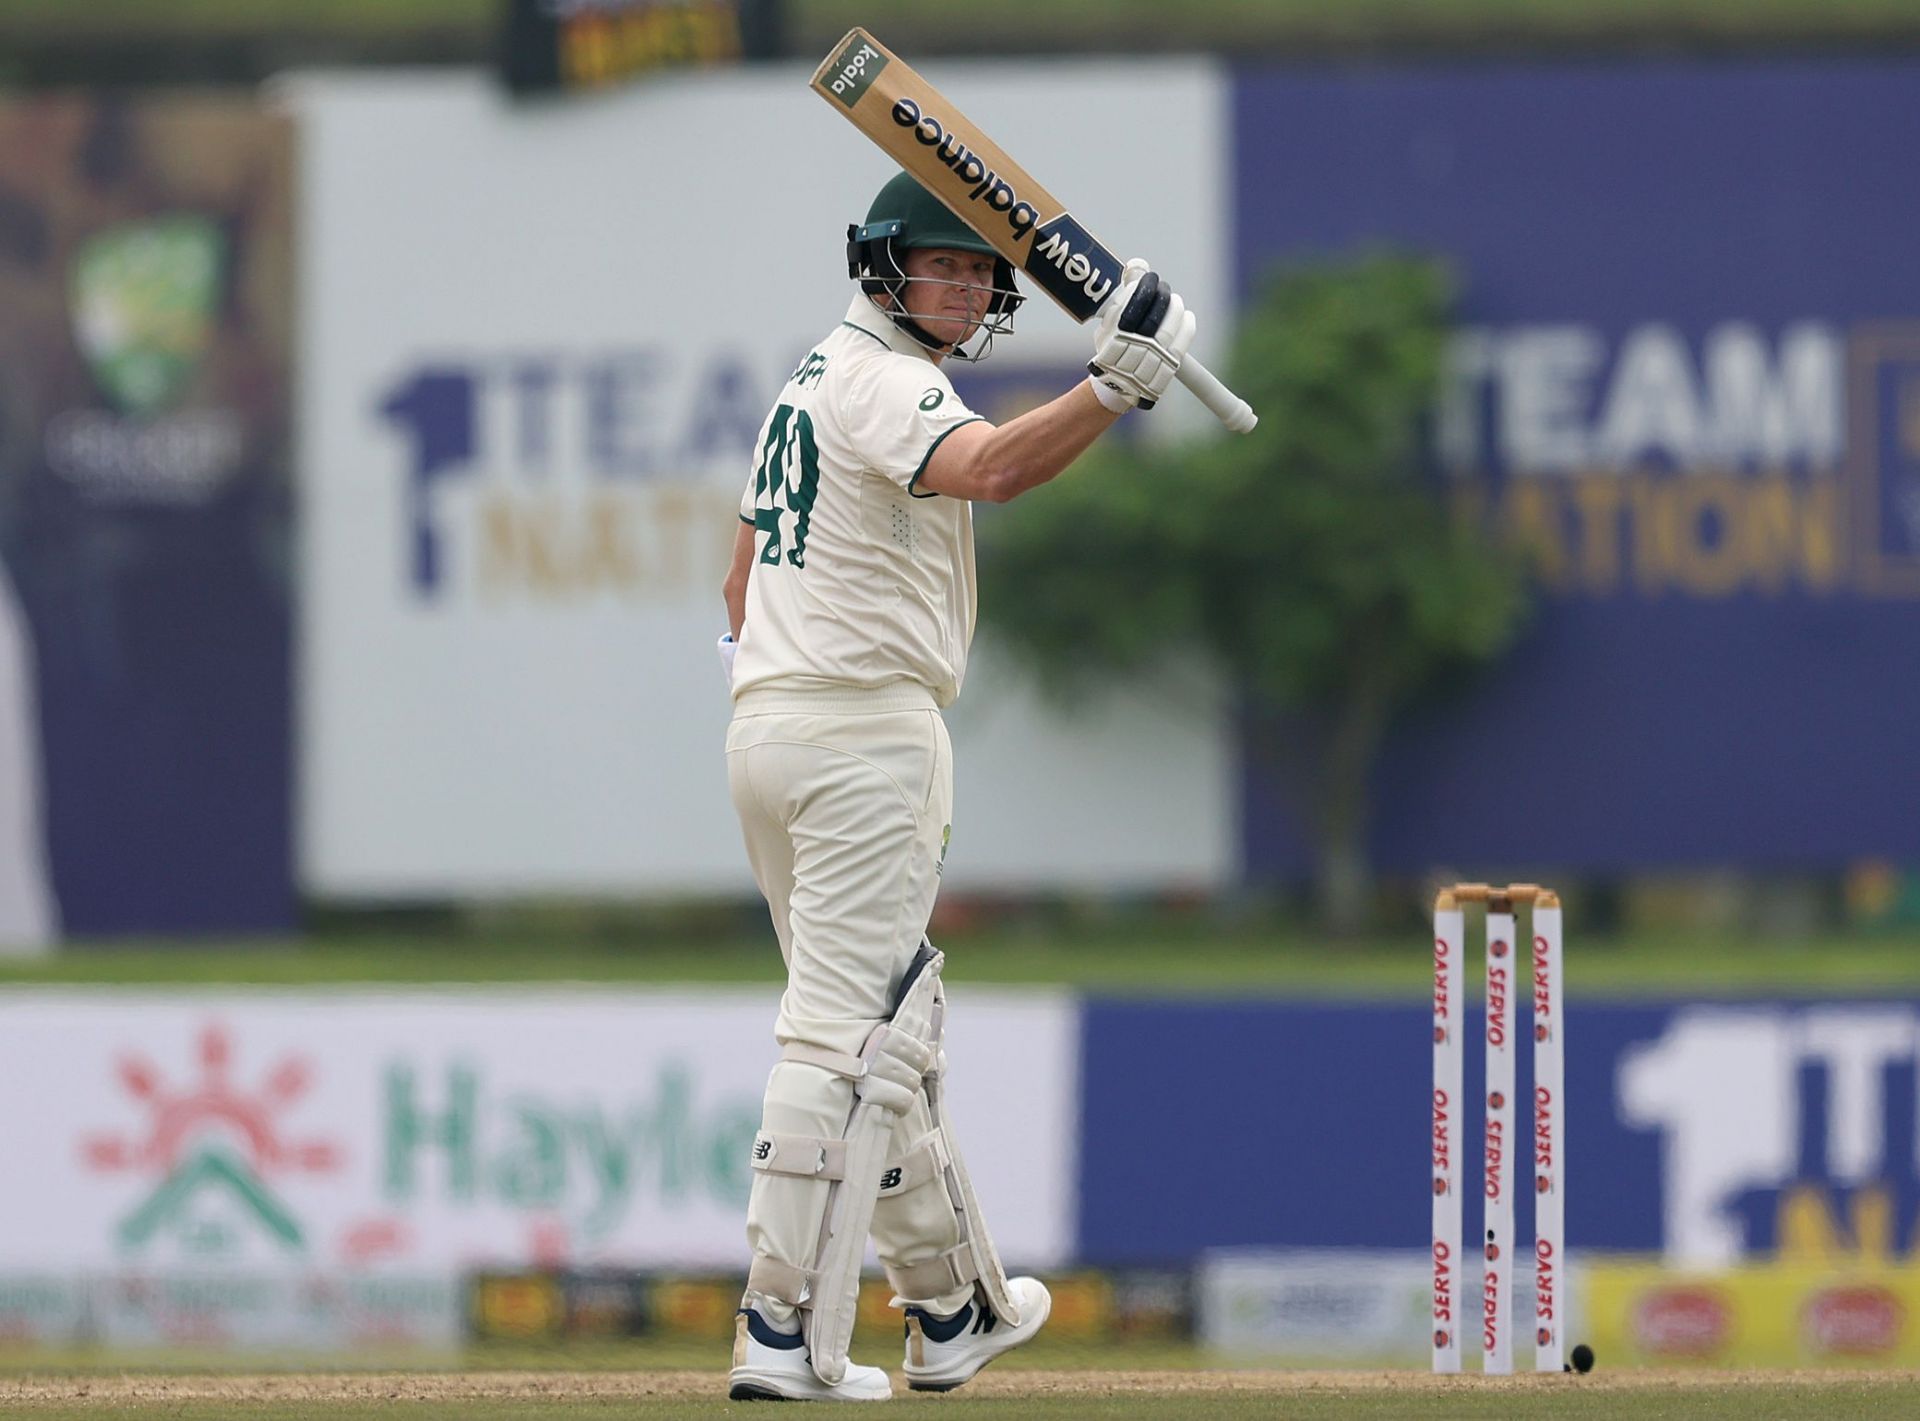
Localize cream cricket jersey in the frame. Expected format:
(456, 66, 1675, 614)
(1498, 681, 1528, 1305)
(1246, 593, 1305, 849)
(732, 296, 986, 708)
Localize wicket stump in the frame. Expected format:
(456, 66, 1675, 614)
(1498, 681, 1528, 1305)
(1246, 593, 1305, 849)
(1431, 883, 1565, 1375)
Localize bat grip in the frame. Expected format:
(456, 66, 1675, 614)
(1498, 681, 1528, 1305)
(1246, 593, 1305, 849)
(1177, 356, 1258, 434)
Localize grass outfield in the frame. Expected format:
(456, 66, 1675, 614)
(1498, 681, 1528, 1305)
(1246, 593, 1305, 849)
(7, 919, 1920, 995)
(6, 1370, 1920, 1419)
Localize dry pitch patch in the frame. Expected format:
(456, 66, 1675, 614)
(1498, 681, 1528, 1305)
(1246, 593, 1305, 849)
(4, 1368, 1920, 1421)
(11, 1367, 1920, 1397)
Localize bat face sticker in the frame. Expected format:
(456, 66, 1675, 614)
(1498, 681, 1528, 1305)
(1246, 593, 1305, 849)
(1024, 215, 1122, 321)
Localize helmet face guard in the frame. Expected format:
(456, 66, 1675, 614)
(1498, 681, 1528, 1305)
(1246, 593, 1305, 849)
(847, 219, 1023, 318)
(846, 178, 1027, 362)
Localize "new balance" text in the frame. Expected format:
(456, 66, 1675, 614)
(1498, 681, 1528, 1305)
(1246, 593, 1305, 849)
(889, 98, 1039, 241)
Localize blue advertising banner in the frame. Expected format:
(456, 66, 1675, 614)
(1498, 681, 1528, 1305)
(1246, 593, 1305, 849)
(0, 97, 295, 938)
(1077, 998, 1920, 1268)
(1229, 61, 1920, 874)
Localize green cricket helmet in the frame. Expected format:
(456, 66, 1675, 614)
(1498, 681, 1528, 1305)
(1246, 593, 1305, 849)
(846, 172, 1023, 356)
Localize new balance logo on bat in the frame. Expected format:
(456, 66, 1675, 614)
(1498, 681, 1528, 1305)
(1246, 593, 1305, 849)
(1024, 215, 1121, 322)
(885, 91, 1123, 320)
(889, 97, 1040, 241)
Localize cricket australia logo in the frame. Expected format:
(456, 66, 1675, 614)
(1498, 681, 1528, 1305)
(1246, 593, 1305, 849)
(81, 1024, 341, 1262)
(51, 214, 246, 505)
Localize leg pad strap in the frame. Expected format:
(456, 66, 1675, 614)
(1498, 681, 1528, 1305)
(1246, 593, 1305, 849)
(879, 1132, 946, 1198)
(780, 1042, 867, 1080)
(751, 1131, 848, 1181)
(885, 1241, 980, 1303)
(747, 1254, 810, 1307)
(779, 1036, 932, 1112)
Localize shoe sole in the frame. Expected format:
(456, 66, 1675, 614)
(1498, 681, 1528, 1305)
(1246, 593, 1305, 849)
(728, 1382, 788, 1401)
(729, 1372, 890, 1402)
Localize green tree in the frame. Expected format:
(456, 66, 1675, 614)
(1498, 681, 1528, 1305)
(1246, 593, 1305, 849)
(978, 251, 1531, 930)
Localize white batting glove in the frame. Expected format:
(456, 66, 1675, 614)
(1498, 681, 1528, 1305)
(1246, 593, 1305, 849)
(1086, 258, 1198, 414)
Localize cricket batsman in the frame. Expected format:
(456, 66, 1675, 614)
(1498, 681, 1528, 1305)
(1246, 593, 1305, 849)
(720, 171, 1197, 1401)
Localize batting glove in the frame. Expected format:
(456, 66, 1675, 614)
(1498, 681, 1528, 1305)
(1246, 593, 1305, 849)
(1087, 258, 1197, 414)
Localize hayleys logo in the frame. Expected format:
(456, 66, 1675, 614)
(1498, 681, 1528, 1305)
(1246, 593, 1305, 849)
(81, 1024, 340, 1261)
(889, 97, 1039, 243)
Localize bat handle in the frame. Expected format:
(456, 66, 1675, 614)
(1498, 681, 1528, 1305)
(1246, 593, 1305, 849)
(1177, 356, 1258, 434)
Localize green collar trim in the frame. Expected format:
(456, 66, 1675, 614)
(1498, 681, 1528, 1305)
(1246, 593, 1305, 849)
(839, 320, 890, 350)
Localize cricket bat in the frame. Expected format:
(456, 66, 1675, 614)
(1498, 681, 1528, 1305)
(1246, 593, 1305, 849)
(810, 28, 1258, 434)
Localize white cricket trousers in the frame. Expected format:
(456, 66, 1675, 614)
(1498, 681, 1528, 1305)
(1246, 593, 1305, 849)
(726, 683, 972, 1325)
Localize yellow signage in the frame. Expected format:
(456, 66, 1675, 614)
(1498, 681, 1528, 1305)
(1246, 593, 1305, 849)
(1586, 1259, 1920, 1366)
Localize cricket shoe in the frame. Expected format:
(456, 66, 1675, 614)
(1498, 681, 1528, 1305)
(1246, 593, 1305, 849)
(902, 1277, 1052, 1392)
(728, 1308, 892, 1402)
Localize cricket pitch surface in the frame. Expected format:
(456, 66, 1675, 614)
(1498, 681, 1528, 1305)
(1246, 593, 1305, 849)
(6, 1369, 1920, 1419)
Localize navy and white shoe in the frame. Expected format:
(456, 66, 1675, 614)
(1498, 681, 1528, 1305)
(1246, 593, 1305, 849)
(728, 1308, 892, 1402)
(902, 1277, 1052, 1392)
